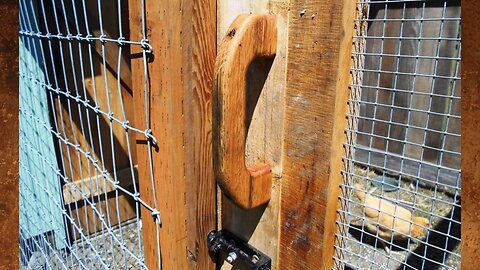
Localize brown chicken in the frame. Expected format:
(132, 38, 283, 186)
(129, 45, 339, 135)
(354, 184, 430, 242)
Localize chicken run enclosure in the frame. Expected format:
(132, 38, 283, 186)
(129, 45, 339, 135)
(19, 0, 461, 269)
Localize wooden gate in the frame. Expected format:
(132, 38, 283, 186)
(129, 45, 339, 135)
(21, 0, 463, 269)
(133, 0, 356, 269)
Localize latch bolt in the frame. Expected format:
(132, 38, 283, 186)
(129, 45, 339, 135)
(207, 230, 271, 270)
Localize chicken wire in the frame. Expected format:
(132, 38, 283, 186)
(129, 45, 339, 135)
(334, 1, 461, 269)
(19, 0, 160, 269)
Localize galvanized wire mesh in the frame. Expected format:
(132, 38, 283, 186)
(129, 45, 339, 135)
(19, 0, 160, 269)
(334, 1, 461, 269)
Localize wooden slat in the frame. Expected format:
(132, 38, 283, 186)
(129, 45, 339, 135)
(354, 149, 460, 187)
(43, 0, 135, 188)
(184, 0, 217, 268)
(41, 0, 137, 235)
(279, 1, 356, 269)
(67, 189, 137, 240)
(129, 0, 216, 269)
(59, 0, 133, 91)
(62, 166, 137, 205)
(462, 0, 479, 267)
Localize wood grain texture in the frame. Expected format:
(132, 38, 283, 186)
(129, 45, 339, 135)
(184, 0, 217, 268)
(213, 14, 277, 209)
(0, 1, 19, 269)
(129, 0, 216, 269)
(462, 0, 479, 268)
(217, 1, 289, 269)
(279, 1, 356, 269)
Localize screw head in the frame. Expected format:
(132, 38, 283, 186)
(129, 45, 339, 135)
(226, 252, 237, 264)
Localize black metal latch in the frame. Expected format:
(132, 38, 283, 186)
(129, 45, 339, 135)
(207, 230, 271, 270)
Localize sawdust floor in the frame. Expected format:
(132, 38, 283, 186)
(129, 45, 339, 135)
(21, 220, 144, 270)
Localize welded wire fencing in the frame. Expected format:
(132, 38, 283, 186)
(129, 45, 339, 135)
(334, 0, 461, 269)
(19, 0, 160, 269)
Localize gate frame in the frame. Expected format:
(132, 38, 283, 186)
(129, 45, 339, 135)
(129, 0, 217, 269)
(279, 1, 356, 269)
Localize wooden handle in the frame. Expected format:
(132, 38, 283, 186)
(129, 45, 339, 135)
(213, 14, 277, 209)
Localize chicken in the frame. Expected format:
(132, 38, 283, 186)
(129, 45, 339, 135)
(354, 184, 430, 243)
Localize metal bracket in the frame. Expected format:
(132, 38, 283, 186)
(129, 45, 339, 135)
(207, 230, 271, 270)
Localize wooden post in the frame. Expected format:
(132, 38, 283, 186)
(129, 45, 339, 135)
(462, 0, 479, 267)
(279, 1, 356, 269)
(129, 0, 216, 269)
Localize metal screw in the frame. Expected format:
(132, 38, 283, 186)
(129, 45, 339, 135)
(226, 252, 237, 264)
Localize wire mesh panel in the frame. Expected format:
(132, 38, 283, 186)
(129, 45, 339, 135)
(19, 0, 160, 268)
(334, 0, 461, 269)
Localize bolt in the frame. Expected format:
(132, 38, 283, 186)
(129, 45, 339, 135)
(226, 252, 237, 264)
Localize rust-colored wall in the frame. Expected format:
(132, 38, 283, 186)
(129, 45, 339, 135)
(0, 0, 18, 269)
(462, 1, 480, 269)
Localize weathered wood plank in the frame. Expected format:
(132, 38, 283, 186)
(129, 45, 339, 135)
(128, 3, 164, 267)
(184, 0, 217, 268)
(67, 189, 137, 240)
(62, 166, 137, 205)
(279, 1, 356, 269)
(129, 0, 216, 269)
(461, 0, 479, 267)
(354, 149, 460, 188)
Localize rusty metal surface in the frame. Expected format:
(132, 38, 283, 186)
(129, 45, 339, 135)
(462, 0, 480, 268)
(0, 0, 19, 269)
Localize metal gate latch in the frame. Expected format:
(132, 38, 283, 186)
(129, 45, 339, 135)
(207, 230, 271, 270)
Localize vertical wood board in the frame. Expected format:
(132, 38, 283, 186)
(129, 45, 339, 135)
(129, 0, 216, 269)
(183, 0, 217, 268)
(279, 1, 356, 269)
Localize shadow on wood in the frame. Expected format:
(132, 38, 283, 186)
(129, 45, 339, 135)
(219, 195, 268, 270)
(219, 35, 275, 259)
(245, 57, 274, 133)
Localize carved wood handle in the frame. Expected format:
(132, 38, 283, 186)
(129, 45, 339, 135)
(213, 14, 277, 209)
